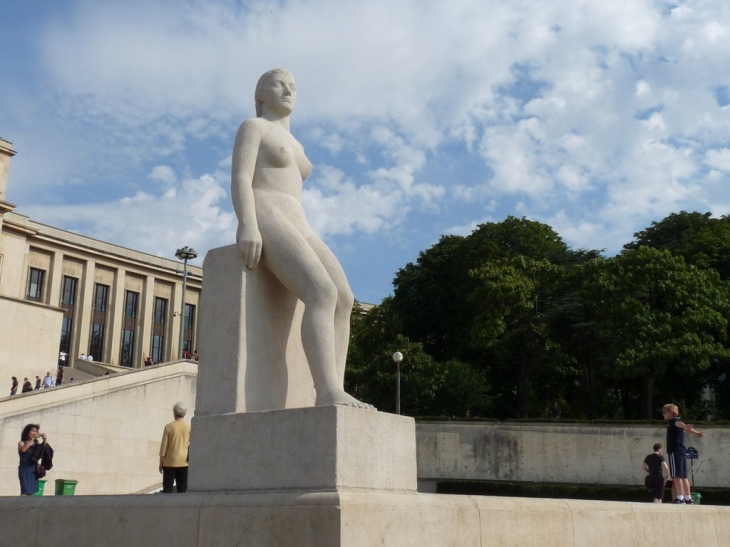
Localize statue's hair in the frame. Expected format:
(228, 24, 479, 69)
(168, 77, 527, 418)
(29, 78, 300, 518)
(255, 68, 293, 117)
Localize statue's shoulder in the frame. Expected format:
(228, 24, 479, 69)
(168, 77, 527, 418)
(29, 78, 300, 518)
(237, 117, 267, 135)
(234, 118, 268, 147)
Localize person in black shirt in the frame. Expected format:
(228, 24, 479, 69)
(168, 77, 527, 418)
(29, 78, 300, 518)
(662, 403, 705, 504)
(643, 443, 669, 503)
(21, 378, 33, 393)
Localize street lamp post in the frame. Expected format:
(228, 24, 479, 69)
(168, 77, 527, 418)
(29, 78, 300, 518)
(175, 246, 198, 359)
(392, 351, 403, 415)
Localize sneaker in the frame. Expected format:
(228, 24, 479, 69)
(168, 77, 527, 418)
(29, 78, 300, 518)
(685, 498, 694, 505)
(673, 499, 684, 504)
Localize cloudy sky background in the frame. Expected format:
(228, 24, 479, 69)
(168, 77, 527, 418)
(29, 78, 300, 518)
(2, 0, 730, 303)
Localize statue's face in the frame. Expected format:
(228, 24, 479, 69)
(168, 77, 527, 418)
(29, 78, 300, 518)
(260, 72, 297, 115)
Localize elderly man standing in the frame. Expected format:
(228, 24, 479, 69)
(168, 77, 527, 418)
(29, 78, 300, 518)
(42, 372, 54, 389)
(159, 402, 191, 493)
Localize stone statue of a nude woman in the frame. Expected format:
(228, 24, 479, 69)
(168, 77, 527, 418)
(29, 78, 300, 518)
(231, 68, 373, 410)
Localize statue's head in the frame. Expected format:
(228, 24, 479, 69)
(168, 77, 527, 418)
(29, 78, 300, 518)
(255, 68, 295, 117)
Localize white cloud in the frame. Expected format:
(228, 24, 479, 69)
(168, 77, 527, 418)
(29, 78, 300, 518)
(4, 0, 730, 301)
(705, 149, 730, 172)
(22, 167, 235, 264)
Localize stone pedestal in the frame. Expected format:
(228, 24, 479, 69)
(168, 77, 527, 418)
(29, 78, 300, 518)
(196, 245, 315, 416)
(188, 406, 417, 493)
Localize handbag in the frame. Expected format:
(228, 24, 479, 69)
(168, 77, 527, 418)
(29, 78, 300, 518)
(34, 443, 47, 478)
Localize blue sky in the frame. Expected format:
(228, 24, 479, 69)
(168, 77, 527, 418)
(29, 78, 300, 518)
(2, 0, 730, 304)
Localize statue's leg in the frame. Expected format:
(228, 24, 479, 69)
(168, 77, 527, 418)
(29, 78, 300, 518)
(258, 217, 372, 409)
(303, 232, 354, 386)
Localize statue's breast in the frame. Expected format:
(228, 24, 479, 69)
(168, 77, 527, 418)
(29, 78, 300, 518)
(259, 136, 294, 169)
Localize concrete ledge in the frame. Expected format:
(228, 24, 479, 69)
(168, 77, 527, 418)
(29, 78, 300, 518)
(189, 407, 417, 493)
(1, 492, 729, 546)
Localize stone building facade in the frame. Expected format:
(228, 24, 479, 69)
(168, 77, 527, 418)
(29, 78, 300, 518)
(0, 137, 202, 383)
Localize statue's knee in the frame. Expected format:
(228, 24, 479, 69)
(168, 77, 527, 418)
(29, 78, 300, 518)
(338, 289, 354, 312)
(311, 280, 339, 308)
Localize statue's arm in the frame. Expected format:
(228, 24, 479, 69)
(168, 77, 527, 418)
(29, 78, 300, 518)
(231, 119, 263, 269)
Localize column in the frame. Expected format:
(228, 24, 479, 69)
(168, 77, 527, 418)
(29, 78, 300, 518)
(171, 275, 183, 360)
(107, 267, 126, 366)
(48, 251, 64, 308)
(74, 259, 95, 358)
(138, 274, 155, 368)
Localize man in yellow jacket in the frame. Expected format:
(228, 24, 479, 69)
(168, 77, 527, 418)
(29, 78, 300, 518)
(159, 402, 191, 493)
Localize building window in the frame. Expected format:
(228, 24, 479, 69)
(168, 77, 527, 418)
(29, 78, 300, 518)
(26, 267, 45, 302)
(124, 291, 139, 319)
(59, 276, 78, 359)
(120, 291, 139, 367)
(89, 323, 105, 360)
(154, 297, 167, 324)
(151, 297, 168, 363)
(183, 303, 196, 354)
(120, 329, 135, 368)
(93, 283, 109, 313)
(151, 334, 165, 364)
(61, 276, 77, 306)
(60, 317, 73, 358)
(89, 283, 109, 360)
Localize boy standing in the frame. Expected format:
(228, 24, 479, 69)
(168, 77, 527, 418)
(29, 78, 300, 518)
(662, 403, 704, 504)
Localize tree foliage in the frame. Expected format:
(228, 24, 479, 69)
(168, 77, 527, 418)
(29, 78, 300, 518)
(579, 247, 730, 419)
(346, 299, 489, 416)
(345, 212, 730, 421)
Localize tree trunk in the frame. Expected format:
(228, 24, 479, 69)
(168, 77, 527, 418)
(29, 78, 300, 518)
(620, 382, 632, 419)
(517, 352, 531, 419)
(583, 361, 599, 419)
(640, 373, 656, 420)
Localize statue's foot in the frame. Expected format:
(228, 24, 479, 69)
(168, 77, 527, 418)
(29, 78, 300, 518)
(316, 390, 376, 410)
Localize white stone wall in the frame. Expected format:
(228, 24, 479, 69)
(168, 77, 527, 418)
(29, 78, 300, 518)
(0, 295, 63, 385)
(0, 361, 196, 496)
(4, 368, 730, 497)
(416, 421, 730, 487)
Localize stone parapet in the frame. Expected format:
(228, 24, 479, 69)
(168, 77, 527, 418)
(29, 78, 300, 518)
(1, 492, 729, 547)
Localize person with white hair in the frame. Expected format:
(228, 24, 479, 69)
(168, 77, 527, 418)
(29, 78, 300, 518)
(159, 402, 191, 493)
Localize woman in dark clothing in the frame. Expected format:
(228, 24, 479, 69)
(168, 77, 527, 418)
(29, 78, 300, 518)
(18, 423, 46, 495)
(10, 376, 18, 395)
(21, 378, 33, 393)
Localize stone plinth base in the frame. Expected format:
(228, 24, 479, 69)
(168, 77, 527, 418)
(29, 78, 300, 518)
(188, 406, 417, 493)
(2, 492, 730, 547)
(197, 245, 315, 416)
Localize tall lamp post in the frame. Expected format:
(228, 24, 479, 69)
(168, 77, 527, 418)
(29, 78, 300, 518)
(392, 351, 403, 415)
(175, 246, 198, 359)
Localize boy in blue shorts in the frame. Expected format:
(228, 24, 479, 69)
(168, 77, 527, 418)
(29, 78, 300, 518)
(662, 403, 705, 504)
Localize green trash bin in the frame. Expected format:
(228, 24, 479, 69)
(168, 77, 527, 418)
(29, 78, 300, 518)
(690, 492, 701, 505)
(54, 479, 78, 496)
(32, 479, 46, 497)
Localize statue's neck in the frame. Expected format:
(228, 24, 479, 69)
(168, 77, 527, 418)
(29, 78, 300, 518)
(261, 112, 291, 131)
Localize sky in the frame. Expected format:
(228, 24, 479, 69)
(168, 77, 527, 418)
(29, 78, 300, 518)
(2, 0, 730, 304)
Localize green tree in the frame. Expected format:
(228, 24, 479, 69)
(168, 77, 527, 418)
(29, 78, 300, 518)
(392, 216, 571, 365)
(346, 299, 489, 416)
(626, 211, 730, 279)
(580, 246, 730, 419)
(470, 255, 576, 418)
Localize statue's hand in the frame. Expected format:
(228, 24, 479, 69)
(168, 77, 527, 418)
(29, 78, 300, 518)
(237, 224, 262, 269)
